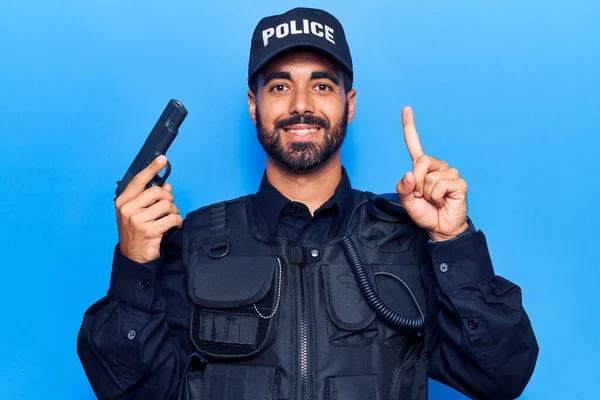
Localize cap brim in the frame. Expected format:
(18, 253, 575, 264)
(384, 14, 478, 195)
(248, 42, 353, 81)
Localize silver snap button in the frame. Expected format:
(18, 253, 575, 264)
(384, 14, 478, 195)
(439, 263, 449, 273)
(127, 329, 137, 340)
(310, 249, 320, 258)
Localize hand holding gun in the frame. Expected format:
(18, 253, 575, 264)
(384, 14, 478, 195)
(114, 99, 188, 263)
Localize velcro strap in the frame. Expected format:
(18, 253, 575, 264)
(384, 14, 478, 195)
(288, 246, 308, 264)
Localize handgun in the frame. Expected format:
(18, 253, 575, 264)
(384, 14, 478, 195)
(115, 99, 188, 198)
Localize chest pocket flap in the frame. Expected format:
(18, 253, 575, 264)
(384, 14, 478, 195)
(321, 263, 376, 331)
(189, 254, 277, 308)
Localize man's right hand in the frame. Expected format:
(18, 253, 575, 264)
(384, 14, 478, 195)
(115, 155, 183, 263)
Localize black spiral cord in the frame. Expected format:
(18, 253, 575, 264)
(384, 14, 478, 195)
(341, 199, 425, 330)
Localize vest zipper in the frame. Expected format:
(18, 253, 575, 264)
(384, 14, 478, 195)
(298, 266, 310, 400)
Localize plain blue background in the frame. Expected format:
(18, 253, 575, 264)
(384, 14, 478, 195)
(0, 0, 598, 398)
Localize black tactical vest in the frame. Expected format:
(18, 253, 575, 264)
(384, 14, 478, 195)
(178, 191, 430, 400)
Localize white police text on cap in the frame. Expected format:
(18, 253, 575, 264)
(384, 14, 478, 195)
(262, 19, 335, 47)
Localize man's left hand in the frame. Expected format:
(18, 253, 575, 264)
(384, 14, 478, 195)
(395, 106, 469, 242)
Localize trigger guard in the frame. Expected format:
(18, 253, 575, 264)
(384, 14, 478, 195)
(155, 161, 171, 186)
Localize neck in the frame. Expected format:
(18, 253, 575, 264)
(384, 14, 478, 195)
(265, 152, 342, 214)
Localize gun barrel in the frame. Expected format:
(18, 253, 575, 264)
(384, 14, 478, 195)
(115, 99, 188, 197)
(164, 99, 188, 133)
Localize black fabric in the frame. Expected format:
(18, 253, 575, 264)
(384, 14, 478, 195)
(198, 312, 259, 346)
(389, 339, 428, 400)
(189, 254, 277, 308)
(254, 168, 353, 242)
(189, 254, 279, 358)
(321, 263, 375, 330)
(248, 7, 353, 80)
(209, 202, 227, 245)
(77, 168, 539, 400)
(327, 375, 380, 400)
(183, 363, 276, 400)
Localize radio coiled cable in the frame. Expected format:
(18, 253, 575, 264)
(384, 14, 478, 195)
(341, 198, 425, 330)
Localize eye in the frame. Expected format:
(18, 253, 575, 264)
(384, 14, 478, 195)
(315, 83, 332, 92)
(270, 84, 288, 92)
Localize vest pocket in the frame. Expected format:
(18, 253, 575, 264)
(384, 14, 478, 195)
(181, 360, 277, 400)
(372, 264, 426, 347)
(389, 338, 428, 400)
(188, 254, 280, 359)
(320, 264, 378, 347)
(327, 374, 380, 400)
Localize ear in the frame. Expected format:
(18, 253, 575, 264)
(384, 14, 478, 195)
(248, 89, 257, 125)
(346, 88, 356, 124)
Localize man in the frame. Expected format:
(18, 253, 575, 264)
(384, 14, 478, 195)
(78, 7, 538, 400)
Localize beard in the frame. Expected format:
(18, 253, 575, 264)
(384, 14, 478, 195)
(255, 102, 349, 172)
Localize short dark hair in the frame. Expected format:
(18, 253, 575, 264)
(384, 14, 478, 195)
(249, 68, 353, 96)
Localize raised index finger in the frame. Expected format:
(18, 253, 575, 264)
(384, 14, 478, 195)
(402, 106, 425, 163)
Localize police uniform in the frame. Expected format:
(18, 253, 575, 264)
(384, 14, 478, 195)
(78, 8, 539, 400)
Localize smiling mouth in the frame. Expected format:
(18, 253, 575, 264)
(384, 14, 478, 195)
(283, 126, 322, 136)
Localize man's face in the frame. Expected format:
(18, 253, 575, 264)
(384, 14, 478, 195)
(248, 51, 356, 172)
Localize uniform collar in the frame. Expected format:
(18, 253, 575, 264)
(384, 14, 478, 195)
(255, 167, 353, 237)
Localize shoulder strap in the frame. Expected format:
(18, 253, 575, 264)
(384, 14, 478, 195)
(182, 195, 250, 266)
(208, 202, 228, 258)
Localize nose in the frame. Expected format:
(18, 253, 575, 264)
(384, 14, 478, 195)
(289, 87, 314, 115)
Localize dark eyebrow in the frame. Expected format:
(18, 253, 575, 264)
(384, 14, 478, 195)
(263, 71, 291, 86)
(262, 70, 340, 87)
(310, 71, 339, 86)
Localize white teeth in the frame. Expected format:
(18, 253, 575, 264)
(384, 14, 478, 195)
(287, 128, 319, 136)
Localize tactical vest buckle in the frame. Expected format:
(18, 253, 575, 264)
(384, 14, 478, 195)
(208, 242, 229, 259)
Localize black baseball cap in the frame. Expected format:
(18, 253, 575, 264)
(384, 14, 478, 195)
(248, 7, 353, 82)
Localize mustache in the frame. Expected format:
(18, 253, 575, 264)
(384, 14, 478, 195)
(274, 114, 329, 130)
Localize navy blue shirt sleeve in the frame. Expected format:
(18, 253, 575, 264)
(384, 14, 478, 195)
(77, 227, 190, 400)
(108, 245, 159, 311)
(422, 229, 539, 400)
